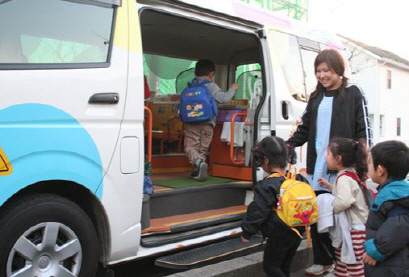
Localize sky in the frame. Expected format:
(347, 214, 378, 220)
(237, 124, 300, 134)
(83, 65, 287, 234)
(308, 0, 409, 61)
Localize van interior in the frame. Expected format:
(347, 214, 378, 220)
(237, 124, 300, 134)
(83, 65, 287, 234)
(140, 8, 265, 257)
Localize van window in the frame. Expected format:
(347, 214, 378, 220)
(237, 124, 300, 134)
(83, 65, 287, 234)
(144, 54, 195, 95)
(281, 35, 306, 102)
(235, 63, 262, 100)
(0, 0, 114, 64)
(300, 48, 319, 100)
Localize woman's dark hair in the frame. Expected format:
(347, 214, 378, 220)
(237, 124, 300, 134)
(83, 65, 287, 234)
(328, 137, 368, 182)
(253, 136, 296, 169)
(309, 49, 348, 102)
(194, 59, 215, 76)
(371, 140, 409, 180)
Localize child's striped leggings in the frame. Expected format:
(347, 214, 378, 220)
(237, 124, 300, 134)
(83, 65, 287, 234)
(334, 230, 366, 277)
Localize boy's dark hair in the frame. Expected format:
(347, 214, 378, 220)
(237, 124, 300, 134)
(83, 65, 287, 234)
(328, 137, 368, 182)
(195, 59, 215, 77)
(371, 140, 409, 180)
(253, 136, 296, 168)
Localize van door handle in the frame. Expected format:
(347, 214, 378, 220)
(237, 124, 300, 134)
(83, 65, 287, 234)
(88, 93, 119, 104)
(282, 101, 289, 120)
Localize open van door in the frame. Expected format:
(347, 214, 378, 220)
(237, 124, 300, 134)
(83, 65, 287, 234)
(265, 29, 321, 171)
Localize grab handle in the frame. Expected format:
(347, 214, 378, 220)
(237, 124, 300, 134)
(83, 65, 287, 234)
(144, 106, 152, 163)
(230, 112, 247, 165)
(88, 93, 119, 104)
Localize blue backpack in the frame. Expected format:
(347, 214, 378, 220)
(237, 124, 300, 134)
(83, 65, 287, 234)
(179, 78, 218, 123)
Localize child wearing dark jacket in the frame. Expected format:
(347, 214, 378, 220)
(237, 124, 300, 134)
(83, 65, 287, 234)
(363, 140, 409, 277)
(241, 136, 308, 277)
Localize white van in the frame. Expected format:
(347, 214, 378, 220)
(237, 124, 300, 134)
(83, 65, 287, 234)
(0, 0, 346, 275)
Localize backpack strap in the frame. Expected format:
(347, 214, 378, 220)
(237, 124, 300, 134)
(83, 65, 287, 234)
(336, 171, 361, 184)
(266, 172, 285, 179)
(286, 166, 297, 180)
(266, 166, 298, 180)
(337, 171, 371, 190)
(189, 78, 211, 87)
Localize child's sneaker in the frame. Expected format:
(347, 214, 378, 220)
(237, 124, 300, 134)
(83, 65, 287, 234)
(305, 264, 334, 276)
(194, 159, 208, 181)
(190, 159, 201, 178)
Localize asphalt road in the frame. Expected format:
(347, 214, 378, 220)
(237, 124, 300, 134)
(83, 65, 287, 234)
(111, 255, 182, 277)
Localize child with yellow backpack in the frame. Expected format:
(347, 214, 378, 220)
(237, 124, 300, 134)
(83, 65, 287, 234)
(241, 136, 317, 277)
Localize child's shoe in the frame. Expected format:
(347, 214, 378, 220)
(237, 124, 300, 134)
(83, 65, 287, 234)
(190, 159, 201, 178)
(194, 159, 208, 181)
(305, 264, 334, 276)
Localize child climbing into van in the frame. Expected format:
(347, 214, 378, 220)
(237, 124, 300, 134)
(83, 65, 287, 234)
(180, 59, 238, 181)
(362, 140, 409, 277)
(319, 137, 369, 277)
(241, 136, 309, 277)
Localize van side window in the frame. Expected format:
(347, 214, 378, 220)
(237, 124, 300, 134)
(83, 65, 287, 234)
(298, 37, 320, 101)
(144, 54, 195, 96)
(300, 48, 319, 101)
(281, 35, 306, 102)
(235, 64, 261, 101)
(0, 0, 114, 65)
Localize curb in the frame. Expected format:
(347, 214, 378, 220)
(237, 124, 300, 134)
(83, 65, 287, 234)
(164, 239, 313, 277)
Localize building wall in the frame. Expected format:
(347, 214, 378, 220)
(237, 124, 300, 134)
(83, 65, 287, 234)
(378, 64, 409, 146)
(348, 49, 379, 144)
(348, 44, 409, 147)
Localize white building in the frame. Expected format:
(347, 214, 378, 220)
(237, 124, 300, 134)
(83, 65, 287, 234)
(342, 36, 409, 147)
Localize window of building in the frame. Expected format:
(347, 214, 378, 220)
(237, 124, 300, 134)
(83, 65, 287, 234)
(387, 70, 392, 89)
(380, 115, 385, 137)
(0, 0, 115, 65)
(397, 117, 401, 136)
(369, 114, 374, 130)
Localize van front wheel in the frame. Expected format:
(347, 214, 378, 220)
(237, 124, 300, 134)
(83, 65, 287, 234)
(0, 194, 99, 277)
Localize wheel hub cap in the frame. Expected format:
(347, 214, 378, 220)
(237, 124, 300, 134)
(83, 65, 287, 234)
(38, 254, 51, 270)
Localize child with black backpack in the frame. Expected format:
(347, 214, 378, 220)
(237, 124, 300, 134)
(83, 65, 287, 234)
(179, 59, 238, 181)
(241, 136, 313, 277)
(319, 137, 369, 277)
(362, 140, 409, 277)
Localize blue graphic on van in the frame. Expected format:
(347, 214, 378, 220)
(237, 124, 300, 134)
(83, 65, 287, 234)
(0, 104, 103, 205)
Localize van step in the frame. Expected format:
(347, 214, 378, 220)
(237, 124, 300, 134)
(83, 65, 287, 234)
(155, 235, 264, 269)
(150, 183, 251, 218)
(141, 221, 241, 247)
(143, 205, 247, 234)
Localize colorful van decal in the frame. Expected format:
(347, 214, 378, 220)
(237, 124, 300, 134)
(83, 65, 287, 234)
(0, 147, 12, 176)
(0, 104, 103, 205)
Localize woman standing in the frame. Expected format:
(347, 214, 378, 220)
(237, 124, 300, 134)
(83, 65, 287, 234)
(286, 49, 372, 276)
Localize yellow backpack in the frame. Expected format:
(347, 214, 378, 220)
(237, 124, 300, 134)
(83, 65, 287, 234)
(268, 172, 318, 228)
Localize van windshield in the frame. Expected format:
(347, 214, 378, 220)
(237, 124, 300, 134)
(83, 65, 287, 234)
(0, 0, 114, 64)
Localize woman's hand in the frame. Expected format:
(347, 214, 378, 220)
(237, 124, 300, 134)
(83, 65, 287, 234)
(318, 178, 333, 191)
(289, 117, 302, 138)
(363, 252, 378, 266)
